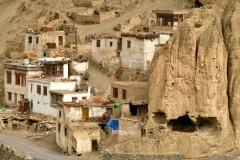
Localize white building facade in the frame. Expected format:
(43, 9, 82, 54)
(4, 63, 42, 107)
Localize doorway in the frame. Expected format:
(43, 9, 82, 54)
(82, 107, 89, 120)
(91, 140, 98, 151)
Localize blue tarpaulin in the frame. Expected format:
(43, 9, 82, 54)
(107, 118, 119, 130)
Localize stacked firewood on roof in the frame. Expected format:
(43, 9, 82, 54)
(39, 26, 56, 32)
(50, 50, 70, 58)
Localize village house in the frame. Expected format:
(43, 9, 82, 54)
(111, 81, 149, 143)
(25, 26, 66, 58)
(4, 60, 43, 108)
(56, 96, 113, 155)
(91, 33, 159, 72)
(27, 57, 90, 117)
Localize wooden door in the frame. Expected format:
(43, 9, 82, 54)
(82, 107, 89, 120)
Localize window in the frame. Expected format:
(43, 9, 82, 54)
(7, 92, 12, 101)
(59, 36, 63, 45)
(15, 74, 20, 85)
(28, 36, 32, 43)
(82, 97, 87, 100)
(127, 40, 131, 48)
(31, 84, 33, 93)
(113, 88, 118, 98)
(72, 97, 77, 102)
(65, 127, 67, 136)
(96, 40, 101, 47)
(37, 85, 41, 94)
(20, 94, 24, 100)
(43, 86, 47, 96)
(58, 123, 61, 132)
(122, 89, 127, 100)
(44, 64, 63, 77)
(6, 71, 11, 84)
(21, 75, 26, 86)
(59, 110, 61, 117)
(110, 41, 113, 47)
(117, 52, 120, 57)
(36, 37, 39, 44)
(51, 93, 63, 104)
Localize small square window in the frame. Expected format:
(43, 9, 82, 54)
(113, 88, 118, 98)
(29, 36, 32, 43)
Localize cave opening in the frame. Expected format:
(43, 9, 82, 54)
(153, 112, 167, 124)
(167, 115, 196, 132)
(195, 0, 203, 8)
(196, 116, 219, 131)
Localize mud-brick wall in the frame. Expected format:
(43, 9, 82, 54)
(101, 151, 184, 160)
(0, 142, 33, 160)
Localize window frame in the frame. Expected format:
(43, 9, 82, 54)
(37, 85, 41, 95)
(113, 87, 118, 98)
(6, 71, 12, 84)
(43, 86, 47, 96)
(122, 89, 127, 100)
(7, 92, 12, 101)
(127, 40, 131, 48)
(28, 36, 32, 43)
(96, 40, 101, 47)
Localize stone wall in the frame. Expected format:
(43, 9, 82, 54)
(101, 151, 183, 160)
(0, 142, 33, 160)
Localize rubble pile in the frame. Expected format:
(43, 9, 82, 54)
(38, 121, 56, 131)
(23, 51, 37, 58)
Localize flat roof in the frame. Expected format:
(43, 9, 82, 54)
(67, 122, 100, 129)
(28, 77, 78, 83)
(50, 90, 88, 95)
(4, 63, 43, 71)
(112, 81, 148, 87)
(155, 10, 189, 14)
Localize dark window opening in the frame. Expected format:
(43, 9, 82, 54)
(43, 86, 47, 96)
(96, 40, 101, 47)
(28, 36, 32, 43)
(72, 97, 77, 102)
(43, 52, 46, 57)
(15, 74, 20, 85)
(127, 40, 131, 48)
(110, 41, 113, 47)
(65, 127, 67, 136)
(122, 89, 127, 99)
(6, 71, 12, 84)
(113, 88, 118, 98)
(58, 123, 61, 132)
(37, 85, 41, 95)
(92, 140, 98, 151)
(36, 37, 39, 44)
(59, 110, 61, 117)
(130, 103, 137, 116)
(167, 115, 196, 132)
(7, 92, 12, 101)
(59, 36, 63, 45)
(117, 38, 122, 50)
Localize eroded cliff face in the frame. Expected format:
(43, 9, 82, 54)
(114, 0, 240, 159)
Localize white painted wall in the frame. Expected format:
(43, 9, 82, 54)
(121, 37, 158, 71)
(70, 61, 89, 74)
(4, 68, 41, 107)
(159, 34, 170, 45)
(91, 38, 118, 67)
(28, 78, 90, 117)
(89, 106, 107, 117)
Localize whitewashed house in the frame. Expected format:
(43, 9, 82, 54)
(25, 29, 66, 58)
(91, 36, 119, 69)
(27, 58, 90, 117)
(4, 61, 43, 107)
(91, 33, 159, 72)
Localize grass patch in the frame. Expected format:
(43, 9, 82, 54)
(11, 14, 22, 20)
